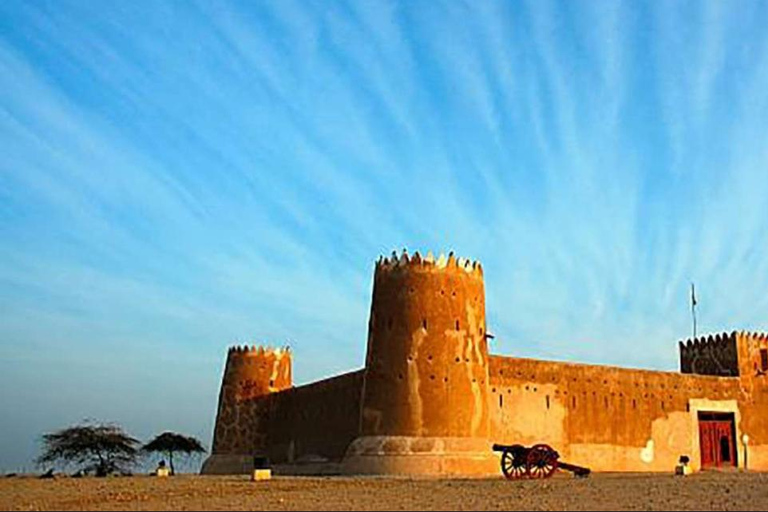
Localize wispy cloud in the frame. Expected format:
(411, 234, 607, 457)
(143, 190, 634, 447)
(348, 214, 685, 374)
(2, 0, 768, 471)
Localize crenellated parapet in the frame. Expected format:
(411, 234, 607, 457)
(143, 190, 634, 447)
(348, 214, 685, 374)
(680, 331, 768, 378)
(224, 345, 292, 399)
(375, 249, 484, 278)
(679, 332, 739, 377)
(734, 331, 768, 378)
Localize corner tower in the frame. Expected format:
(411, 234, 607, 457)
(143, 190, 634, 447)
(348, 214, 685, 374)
(343, 250, 496, 475)
(201, 345, 291, 474)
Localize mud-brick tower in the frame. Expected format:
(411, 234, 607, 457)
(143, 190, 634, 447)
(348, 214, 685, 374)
(201, 345, 292, 474)
(343, 250, 497, 475)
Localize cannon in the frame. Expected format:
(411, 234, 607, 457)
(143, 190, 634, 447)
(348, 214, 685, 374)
(492, 443, 591, 479)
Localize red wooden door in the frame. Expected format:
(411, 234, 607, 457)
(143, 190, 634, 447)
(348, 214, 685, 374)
(699, 419, 736, 468)
(699, 421, 716, 467)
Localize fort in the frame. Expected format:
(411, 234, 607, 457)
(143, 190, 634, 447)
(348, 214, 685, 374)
(201, 250, 768, 476)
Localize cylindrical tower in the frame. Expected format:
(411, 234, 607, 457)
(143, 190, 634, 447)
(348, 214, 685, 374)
(201, 345, 292, 474)
(344, 250, 495, 475)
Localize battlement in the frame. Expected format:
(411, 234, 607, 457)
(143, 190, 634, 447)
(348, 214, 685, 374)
(679, 331, 739, 377)
(735, 331, 768, 377)
(737, 331, 768, 343)
(222, 344, 293, 400)
(679, 331, 736, 351)
(227, 345, 291, 357)
(375, 250, 483, 278)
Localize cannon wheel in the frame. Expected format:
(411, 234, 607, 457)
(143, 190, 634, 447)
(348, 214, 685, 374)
(526, 444, 559, 479)
(501, 449, 527, 480)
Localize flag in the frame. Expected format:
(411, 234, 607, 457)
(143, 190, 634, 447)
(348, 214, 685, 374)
(691, 283, 698, 339)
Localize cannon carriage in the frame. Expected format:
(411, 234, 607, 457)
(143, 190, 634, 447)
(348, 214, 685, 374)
(492, 443, 590, 480)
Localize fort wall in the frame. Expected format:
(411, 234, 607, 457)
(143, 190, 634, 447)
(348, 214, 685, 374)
(734, 332, 768, 469)
(201, 250, 768, 476)
(488, 355, 754, 472)
(259, 370, 364, 465)
(203, 369, 362, 474)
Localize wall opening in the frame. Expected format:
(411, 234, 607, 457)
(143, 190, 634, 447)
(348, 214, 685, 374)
(698, 411, 737, 469)
(499, 394, 503, 408)
(761, 348, 768, 372)
(720, 436, 732, 463)
(546, 395, 550, 410)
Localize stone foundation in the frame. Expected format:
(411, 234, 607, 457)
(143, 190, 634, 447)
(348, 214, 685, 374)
(341, 436, 498, 476)
(200, 454, 258, 475)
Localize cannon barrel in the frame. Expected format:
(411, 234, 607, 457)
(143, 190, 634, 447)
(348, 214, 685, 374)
(558, 462, 591, 477)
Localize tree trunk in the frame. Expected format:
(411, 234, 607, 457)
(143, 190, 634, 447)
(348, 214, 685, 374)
(96, 451, 107, 477)
(169, 451, 175, 476)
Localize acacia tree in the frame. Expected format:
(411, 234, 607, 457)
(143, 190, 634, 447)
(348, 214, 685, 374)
(142, 432, 206, 475)
(37, 422, 139, 477)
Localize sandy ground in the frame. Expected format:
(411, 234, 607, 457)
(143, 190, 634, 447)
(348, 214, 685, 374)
(1, 472, 767, 511)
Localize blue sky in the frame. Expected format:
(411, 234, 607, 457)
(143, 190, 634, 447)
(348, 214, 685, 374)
(2, 0, 768, 472)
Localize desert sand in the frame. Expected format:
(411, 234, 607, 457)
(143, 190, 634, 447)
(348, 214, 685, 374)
(2, 472, 766, 511)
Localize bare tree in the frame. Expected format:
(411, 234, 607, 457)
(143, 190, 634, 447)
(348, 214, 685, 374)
(142, 432, 206, 475)
(37, 422, 139, 477)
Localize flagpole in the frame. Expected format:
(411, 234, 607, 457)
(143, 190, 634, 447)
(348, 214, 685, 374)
(691, 283, 697, 339)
